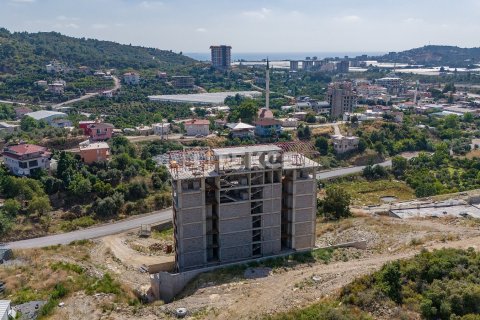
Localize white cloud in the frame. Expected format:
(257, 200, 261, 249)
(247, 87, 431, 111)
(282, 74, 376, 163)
(242, 8, 272, 20)
(56, 15, 79, 21)
(139, 1, 163, 9)
(53, 23, 79, 29)
(336, 15, 361, 23)
(195, 27, 207, 33)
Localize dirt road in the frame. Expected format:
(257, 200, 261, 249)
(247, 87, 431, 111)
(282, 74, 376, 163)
(163, 217, 480, 319)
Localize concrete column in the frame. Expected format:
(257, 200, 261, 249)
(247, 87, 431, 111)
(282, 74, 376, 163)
(201, 178, 207, 265)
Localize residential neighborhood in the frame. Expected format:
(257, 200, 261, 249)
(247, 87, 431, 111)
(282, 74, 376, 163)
(2, 1, 480, 319)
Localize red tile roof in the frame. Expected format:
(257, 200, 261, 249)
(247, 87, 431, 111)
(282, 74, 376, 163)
(185, 119, 210, 126)
(3, 144, 47, 156)
(255, 118, 281, 126)
(88, 123, 114, 129)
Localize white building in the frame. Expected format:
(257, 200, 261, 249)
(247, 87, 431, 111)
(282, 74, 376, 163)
(331, 134, 359, 154)
(376, 77, 403, 95)
(0, 122, 20, 133)
(281, 118, 299, 128)
(101, 90, 114, 98)
(226, 120, 255, 138)
(48, 82, 65, 94)
(123, 72, 140, 85)
(34, 80, 48, 87)
(153, 122, 171, 136)
(46, 60, 66, 73)
(135, 125, 153, 135)
(184, 119, 210, 136)
(2, 144, 51, 176)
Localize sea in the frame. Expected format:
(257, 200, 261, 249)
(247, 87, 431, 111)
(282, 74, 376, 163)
(185, 52, 385, 62)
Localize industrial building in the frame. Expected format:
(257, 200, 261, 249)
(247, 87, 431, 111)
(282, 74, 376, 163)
(210, 45, 232, 70)
(166, 144, 320, 272)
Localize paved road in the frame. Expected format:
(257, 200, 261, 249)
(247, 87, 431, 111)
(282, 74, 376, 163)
(317, 159, 392, 180)
(52, 76, 121, 109)
(5, 208, 172, 249)
(0, 99, 29, 106)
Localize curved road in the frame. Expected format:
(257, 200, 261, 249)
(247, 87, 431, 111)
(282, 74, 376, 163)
(5, 208, 172, 249)
(4, 160, 394, 249)
(316, 159, 392, 180)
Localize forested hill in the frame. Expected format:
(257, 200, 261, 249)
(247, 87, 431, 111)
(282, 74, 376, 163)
(375, 45, 480, 67)
(0, 28, 195, 74)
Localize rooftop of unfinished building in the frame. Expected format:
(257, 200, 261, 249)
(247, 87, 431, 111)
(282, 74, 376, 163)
(167, 144, 320, 180)
(212, 145, 282, 157)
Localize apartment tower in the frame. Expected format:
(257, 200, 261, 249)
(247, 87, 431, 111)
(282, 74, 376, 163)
(210, 45, 232, 70)
(327, 81, 357, 118)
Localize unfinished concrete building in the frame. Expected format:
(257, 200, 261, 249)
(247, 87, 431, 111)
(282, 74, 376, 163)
(167, 144, 320, 272)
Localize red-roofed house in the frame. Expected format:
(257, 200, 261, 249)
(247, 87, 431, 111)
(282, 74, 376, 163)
(184, 119, 210, 136)
(79, 120, 96, 134)
(14, 107, 33, 119)
(87, 123, 114, 141)
(2, 144, 51, 176)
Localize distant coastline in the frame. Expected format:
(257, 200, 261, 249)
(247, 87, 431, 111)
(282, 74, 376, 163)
(185, 51, 385, 62)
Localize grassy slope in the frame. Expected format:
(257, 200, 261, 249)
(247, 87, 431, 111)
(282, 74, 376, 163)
(323, 178, 415, 206)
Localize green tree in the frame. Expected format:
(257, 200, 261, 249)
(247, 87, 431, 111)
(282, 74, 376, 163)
(27, 196, 52, 216)
(2, 198, 21, 217)
(377, 261, 402, 303)
(94, 192, 124, 218)
(126, 180, 148, 201)
(56, 151, 78, 187)
(374, 141, 386, 155)
(463, 112, 474, 123)
(0, 212, 13, 236)
(68, 174, 92, 197)
(315, 136, 329, 156)
(358, 138, 367, 153)
(392, 156, 408, 179)
(305, 113, 316, 123)
(229, 100, 259, 124)
(320, 186, 351, 220)
(20, 116, 38, 131)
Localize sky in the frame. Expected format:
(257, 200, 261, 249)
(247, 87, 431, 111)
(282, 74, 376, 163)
(1, 0, 480, 54)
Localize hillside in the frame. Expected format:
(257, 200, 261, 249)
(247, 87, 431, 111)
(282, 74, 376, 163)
(0, 28, 195, 74)
(375, 45, 480, 67)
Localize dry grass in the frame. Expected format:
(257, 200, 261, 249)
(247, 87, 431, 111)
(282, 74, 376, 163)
(0, 241, 137, 317)
(327, 179, 415, 206)
(465, 149, 480, 160)
(312, 127, 333, 137)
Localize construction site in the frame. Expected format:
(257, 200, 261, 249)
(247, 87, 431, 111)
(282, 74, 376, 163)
(150, 143, 320, 301)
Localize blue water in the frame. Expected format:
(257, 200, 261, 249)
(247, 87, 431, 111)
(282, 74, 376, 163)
(185, 52, 385, 62)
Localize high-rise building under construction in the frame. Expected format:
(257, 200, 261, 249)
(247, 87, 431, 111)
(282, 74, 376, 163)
(167, 144, 320, 271)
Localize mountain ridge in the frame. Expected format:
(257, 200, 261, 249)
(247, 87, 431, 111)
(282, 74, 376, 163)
(374, 45, 480, 67)
(0, 28, 195, 74)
